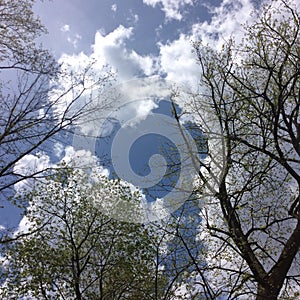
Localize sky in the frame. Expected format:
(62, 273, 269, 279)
(0, 0, 266, 228)
(34, 0, 221, 57)
(32, 0, 258, 85)
(2, 1, 300, 297)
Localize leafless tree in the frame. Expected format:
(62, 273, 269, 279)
(170, 0, 300, 299)
(0, 0, 113, 239)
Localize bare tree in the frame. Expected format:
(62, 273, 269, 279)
(0, 0, 113, 231)
(169, 0, 300, 299)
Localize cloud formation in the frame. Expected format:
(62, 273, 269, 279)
(60, 24, 82, 48)
(14, 0, 265, 200)
(111, 3, 117, 12)
(60, 24, 70, 32)
(192, 0, 256, 49)
(143, 0, 194, 21)
(88, 25, 155, 80)
(55, 0, 259, 97)
(47, 0, 261, 157)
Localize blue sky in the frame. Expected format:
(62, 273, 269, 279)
(1, 0, 262, 228)
(31, 0, 258, 90)
(33, 0, 221, 57)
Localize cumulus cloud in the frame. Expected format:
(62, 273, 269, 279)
(52, 0, 260, 158)
(60, 24, 70, 32)
(53, 142, 64, 158)
(191, 0, 256, 50)
(16, 215, 31, 234)
(111, 3, 117, 12)
(158, 34, 199, 90)
(13, 147, 110, 238)
(17, 0, 264, 191)
(60, 146, 105, 171)
(13, 153, 52, 192)
(91, 25, 155, 79)
(135, 99, 158, 120)
(67, 33, 82, 49)
(60, 24, 82, 48)
(18, 0, 262, 195)
(50, 25, 158, 138)
(156, 0, 258, 91)
(112, 99, 159, 129)
(11, 0, 300, 294)
(56, 25, 155, 82)
(143, 0, 194, 21)
(13, 145, 108, 195)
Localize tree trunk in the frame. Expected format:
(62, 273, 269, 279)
(75, 281, 82, 300)
(257, 284, 280, 300)
(257, 219, 300, 300)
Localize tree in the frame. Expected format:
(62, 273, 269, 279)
(0, 0, 113, 232)
(0, 167, 169, 299)
(176, 0, 300, 298)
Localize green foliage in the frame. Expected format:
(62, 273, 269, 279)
(1, 168, 168, 299)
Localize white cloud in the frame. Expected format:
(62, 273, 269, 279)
(12, 145, 109, 220)
(60, 146, 101, 170)
(129, 51, 156, 76)
(111, 3, 117, 12)
(60, 24, 82, 48)
(56, 25, 158, 137)
(117, 99, 159, 128)
(127, 10, 139, 25)
(92, 25, 136, 78)
(34, 0, 263, 191)
(45, 0, 261, 185)
(135, 99, 158, 119)
(16, 215, 31, 234)
(192, 0, 256, 50)
(60, 24, 70, 32)
(0, 225, 5, 231)
(12, 145, 107, 194)
(133, 14, 139, 23)
(13, 153, 52, 192)
(156, 0, 258, 91)
(90, 25, 156, 79)
(143, 0, 194, 21)
(11, 0, 300, 294)
(53, 142, 64, 158)
(158, 34, 199, 90)
(67, 33, 82, 48)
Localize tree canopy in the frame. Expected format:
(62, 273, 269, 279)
(0, 0, 113, 216)
(179, 0, 300, 298)
(1, 168, 169, 299)
(0, 0, 300, 299)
